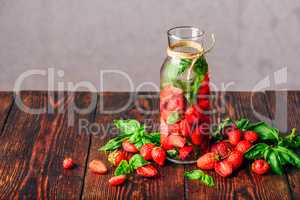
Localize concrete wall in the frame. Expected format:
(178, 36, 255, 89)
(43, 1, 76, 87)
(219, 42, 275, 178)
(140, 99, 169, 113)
(0, 0, 299, 91)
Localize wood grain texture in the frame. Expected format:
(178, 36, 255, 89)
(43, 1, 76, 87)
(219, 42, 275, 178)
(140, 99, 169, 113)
(185, 92, 291, 200)
(0, 92, 96, 199)
(82, 92, 185, 200)
(0, 92, 13, 131)
(266, 91, 300, 199)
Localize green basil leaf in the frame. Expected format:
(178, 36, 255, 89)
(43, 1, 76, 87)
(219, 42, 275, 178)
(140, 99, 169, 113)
(274, 146, 300, 168)
(184, 170, 214, 187)
(244, 143, 270, 160)
(167, 149, 178, 158)
(267, 149, 284, 175)
(129, 154, 149, 170)
(114, 119, 141, 135)
(145, 132, 161, 146)
(280, 128, 300, 149)
(114, 160, 132, 176)
(235, 118, 250, 131)
(248, 122, 279, 141)
(99, 133, 130, 151)
(167, 111, 181, 124)
(213, 118, 233, 141)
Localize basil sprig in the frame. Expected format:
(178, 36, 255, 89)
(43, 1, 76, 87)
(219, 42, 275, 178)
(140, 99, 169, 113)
(184, 169, 214, 187)
(114, 154, 149, 176)
(100, 119, 160, 151)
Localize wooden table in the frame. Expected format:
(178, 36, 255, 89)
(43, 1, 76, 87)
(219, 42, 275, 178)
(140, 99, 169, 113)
(0, 91, 299, 200)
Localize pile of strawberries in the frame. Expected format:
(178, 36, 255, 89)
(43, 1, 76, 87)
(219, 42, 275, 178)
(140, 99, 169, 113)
(197, 128, 270, 176)
(160, 75, 211, 160)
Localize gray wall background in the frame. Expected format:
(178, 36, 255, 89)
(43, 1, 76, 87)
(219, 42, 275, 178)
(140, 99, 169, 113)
(0, 0, 299, 91)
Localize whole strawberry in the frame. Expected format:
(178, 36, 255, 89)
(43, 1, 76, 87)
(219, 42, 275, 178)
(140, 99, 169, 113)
(211, 141, 233, 159)
(136, 165, 158, 177)
(151, 147, 166, 166)
(235, 140, 252, 154)
(122, 140, 138, 153)
(215, 160, 233, 177)
(244, 131, 259, 143)
(251, 159, 270, 175)
(197, 152, 219, 170)
(191, 127, 203, 145)
(226, 150, 244, 170)
(140, 143, 156, 160)
(227, 130, 242, 146)
(109, 175, 127, 186)
(63, 158, 74, 169)
(179, 146, 193, 160)
(108, 150, 128, 166)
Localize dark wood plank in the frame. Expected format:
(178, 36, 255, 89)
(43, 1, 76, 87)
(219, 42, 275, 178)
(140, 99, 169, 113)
(82, 92, 185, 200)
(266, 91, 300, 199)
(0, 92, 96, 199)
(0, 92, 13, 131)
(185, 92, 291, 200)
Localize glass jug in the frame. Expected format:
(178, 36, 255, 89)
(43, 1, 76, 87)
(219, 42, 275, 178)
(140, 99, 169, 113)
(160, 26, 215, 163)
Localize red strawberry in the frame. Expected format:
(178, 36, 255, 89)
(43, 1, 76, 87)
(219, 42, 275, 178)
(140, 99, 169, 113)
(63, 158, 74, 169)
(211, 141, 233, 159)
(227, 130, 242, 146)
(191, 127, 204, 145)
(198, 99, 210, 110)
(122, 140, 138, 153)
(226, 150, 244, 170)
(140, 143, 156, 160)
(89, 159, 107, 174)
(136, 165, 158, 177)
(160, 136, 174, 150)
(197, 152, 219, 170)
(166, 96, 185, 112)
(108, 150, 128, 166)
(244, 131, 259, 143)
(168, 135, 186, 148)
(179, 146, 193, 160)
(185, 106, 200, 124)
(109, 175, 127, 186)
(235, 140, 252, 154)
(251, 159, 270, 175)
(215, 160, 233, 177)
(151, 147, 166, 166)
(179, 119, 192, 137)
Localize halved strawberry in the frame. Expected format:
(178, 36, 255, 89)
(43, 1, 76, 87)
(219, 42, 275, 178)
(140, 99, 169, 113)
(215, 160, 233, 177)
(179, 146, 193, 160)
(89, 159, 107, 174)
(160, 135, 174, 150)
(136, 165, 158, 177)
(151, 147, 166, 166)
(122, 140, 138, 153)
(168, 135, 186, 148)
(197, 152, 219, 170)
(211, 141, 233, 159)
(140, 143, 156, 160)
(109, 175, 127, 186)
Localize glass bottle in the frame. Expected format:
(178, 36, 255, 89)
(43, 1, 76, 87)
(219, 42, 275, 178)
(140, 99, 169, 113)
(160, 26, 215, 163)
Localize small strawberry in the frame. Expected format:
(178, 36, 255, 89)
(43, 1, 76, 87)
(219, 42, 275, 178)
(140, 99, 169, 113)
(211, 141, 233, 159)
(168, 135, 186, 148)
(235, 140, 252, 154)
(160, 136, 174, 150)
(108, 150, 128, 166)
(191, 127, 203, 145)
(227, 130, 242, 146)
(251, 160, 270, 175)
(244, 131, 259, 143)
(226, 150, 244, 170)
(136, 165, 158, 177)
(215, 160, 233, 177)
(89, 159, 107, 174)
(109, 175, 127, 186)
(179, 119, 192, 137)
(197, 152, 219, 170)
(185, 106, 200, 124)
(122, 140, 138, 153)
(198, 99, 210, 110)
(63, 158, 74, 169)
(140, 143, 156, 160)
(179, 146, 193, 160)
(151, 147, 166, 166)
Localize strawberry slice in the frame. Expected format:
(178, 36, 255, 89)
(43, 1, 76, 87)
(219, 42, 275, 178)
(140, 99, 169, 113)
(109, 175, 127, 186)
(136, 165, 158, 177)
(122, 140, 138, 153)
(89, 159, 107, 174)
(151, 147, 166, 166)
(179, 146, 193, 160)
(215, 160, 233, 177)
(168, 135, 186, 148)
